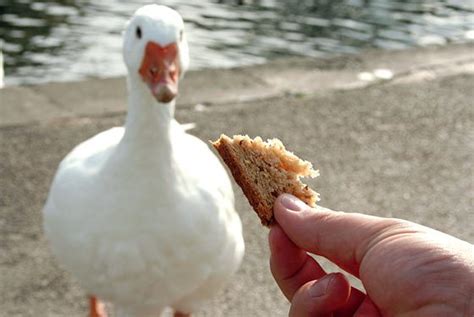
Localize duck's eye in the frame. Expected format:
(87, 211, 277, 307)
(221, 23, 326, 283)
(136, 26, 142, 39)
(179, 30, 183, 41)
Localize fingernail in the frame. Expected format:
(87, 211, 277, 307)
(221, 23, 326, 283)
(280, 194, 308, 212)
(309, 274, 334, 298)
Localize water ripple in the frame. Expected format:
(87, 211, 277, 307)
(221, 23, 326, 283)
(0, 0, 473, 86)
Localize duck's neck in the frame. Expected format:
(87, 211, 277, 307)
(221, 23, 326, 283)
(122, 74, 176, 148)
(109, 75, 179, 183)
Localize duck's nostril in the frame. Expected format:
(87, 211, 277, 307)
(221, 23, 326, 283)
(149, 67, 158, 77)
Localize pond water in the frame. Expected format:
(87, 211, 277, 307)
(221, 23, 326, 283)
(1, 0, 473, 86)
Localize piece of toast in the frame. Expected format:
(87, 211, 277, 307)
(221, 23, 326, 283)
(212, 134, 319, 226)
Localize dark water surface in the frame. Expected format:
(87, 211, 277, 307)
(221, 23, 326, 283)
(1, 0, 473, 86)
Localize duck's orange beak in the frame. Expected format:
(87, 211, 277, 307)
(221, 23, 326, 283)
(139, 42, 180, 103)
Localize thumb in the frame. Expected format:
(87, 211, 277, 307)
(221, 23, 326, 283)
(289, 273, 351, 317)
(274, 194, 398, 275)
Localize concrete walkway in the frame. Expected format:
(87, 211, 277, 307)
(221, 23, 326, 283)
(0, 44, 473, 316)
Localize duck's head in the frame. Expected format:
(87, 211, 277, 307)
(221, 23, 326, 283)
(123, 5, 189, 103)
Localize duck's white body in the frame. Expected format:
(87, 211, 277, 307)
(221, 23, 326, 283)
(43, 5, 244, 316)
(0, 50, 4, 88)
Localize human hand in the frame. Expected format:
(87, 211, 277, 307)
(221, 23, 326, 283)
(269, 194, 474, 316)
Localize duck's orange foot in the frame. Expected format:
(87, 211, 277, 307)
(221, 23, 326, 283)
(90, 296, 107, 317)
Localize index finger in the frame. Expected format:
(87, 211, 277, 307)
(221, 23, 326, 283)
(274, 194, 399, 276)
(269, 224, 326, 300)
(269, 224, 366, 314)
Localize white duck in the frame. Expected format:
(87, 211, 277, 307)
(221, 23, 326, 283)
(43, 5, 244, 317)
(0, 49, 4, 88)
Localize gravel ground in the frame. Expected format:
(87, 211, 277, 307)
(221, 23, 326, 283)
(1, 49, 473, 316)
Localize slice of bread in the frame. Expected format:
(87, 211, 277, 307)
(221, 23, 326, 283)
(212, 134, 319, 226)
